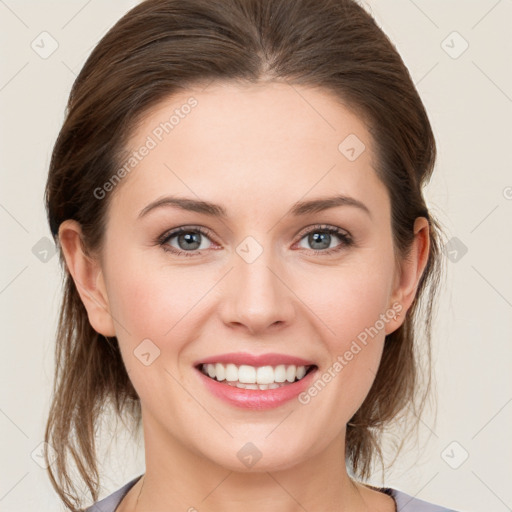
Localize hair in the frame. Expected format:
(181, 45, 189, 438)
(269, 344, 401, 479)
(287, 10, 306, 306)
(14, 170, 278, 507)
(43, 0, 447, 509)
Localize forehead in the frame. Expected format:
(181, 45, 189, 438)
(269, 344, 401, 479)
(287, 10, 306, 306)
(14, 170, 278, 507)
(109, 81, 388, 220)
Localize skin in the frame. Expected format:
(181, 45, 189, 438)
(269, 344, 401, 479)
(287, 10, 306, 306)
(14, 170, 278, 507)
(59, 81, 429, 512)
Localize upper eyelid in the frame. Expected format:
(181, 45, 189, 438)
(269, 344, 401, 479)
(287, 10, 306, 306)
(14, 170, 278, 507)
(296, 224, 351, 238)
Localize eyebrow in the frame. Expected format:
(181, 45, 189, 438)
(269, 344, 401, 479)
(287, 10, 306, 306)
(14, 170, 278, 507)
(138, 194, 372, 220)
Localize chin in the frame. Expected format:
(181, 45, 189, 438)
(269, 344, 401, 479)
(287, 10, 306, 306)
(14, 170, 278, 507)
(197, 435, 314, 474)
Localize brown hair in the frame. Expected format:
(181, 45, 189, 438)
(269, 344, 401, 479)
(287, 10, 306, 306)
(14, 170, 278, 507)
(44, 0, 447, 509)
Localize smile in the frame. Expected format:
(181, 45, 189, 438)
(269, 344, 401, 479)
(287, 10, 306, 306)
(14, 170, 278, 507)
(199, 363, 316, 390)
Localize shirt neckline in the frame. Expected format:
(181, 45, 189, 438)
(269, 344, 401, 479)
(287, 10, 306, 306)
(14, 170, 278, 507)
(114, 474, 398, 512)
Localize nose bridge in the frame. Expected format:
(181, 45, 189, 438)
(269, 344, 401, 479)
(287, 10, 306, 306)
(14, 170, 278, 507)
(223, 234, 294, 332)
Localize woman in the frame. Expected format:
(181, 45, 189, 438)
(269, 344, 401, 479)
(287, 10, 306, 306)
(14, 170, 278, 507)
(43, 0, 459, 510)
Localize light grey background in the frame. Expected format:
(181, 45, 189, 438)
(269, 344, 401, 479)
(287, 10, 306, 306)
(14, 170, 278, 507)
(0, 1, 511, 511)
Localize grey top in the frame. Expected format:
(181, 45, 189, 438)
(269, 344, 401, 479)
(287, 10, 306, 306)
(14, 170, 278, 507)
(84, 474, 461, 512)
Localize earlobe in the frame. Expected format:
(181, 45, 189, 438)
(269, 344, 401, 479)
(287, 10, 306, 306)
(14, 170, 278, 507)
(58, 220, 116, 337)
(386, 217, 430, 333)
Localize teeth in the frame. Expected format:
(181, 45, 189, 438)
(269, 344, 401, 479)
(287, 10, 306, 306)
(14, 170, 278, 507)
(201, 363, 312, 385)
(224, 381, 283, 390)
(225, 363, 238, 381)
(239, 365, 256, 384)
(215, 363, 225, 381)
(296, 366, 307, 379)
(274, 365, 287, 382)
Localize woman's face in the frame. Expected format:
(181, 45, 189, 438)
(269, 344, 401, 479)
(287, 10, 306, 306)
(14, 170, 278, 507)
(79, 82, 422, 472)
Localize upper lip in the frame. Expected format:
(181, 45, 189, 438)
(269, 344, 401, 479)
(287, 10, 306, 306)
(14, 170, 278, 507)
(194, 352, 316, 368)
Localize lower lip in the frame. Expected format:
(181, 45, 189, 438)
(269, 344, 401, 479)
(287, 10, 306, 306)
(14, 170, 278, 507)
(195, 367, 318, 410)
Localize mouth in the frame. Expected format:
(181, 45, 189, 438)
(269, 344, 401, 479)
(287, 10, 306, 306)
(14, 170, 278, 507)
(196, 362, 318, 390)
(193, 352, 319, 409)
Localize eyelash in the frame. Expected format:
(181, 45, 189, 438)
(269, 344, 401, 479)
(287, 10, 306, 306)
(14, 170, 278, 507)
(156, 224, 354, 258)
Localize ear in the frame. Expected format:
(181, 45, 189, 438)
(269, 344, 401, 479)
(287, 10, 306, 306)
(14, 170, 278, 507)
(385, 216, 430, 334)
(58, 219, 116, 337)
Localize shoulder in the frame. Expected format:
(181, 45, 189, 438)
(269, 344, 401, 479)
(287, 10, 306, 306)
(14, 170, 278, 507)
(387, 487, 462, 512)
(84, 474, 143, 512)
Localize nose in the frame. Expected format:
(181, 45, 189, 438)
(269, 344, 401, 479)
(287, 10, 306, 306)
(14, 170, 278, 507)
(219, 243, 297, 335)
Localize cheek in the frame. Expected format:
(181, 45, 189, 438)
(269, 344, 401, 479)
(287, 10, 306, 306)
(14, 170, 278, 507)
(297, 255, 394, 414)
(103, 253, 223, 389)
(105, 253, 204, 340)
(103, 259, 198, 406)
(306, 257, 393, 347)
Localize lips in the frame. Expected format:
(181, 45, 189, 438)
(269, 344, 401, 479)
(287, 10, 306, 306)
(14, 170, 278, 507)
(193, 352, 319, 409)
(194, 351, 316, 367)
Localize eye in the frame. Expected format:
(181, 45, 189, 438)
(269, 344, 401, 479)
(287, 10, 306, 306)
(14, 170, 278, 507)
(296, 224, 353, 255)
(157, 224, 353, 258)
(158, 226, 216, 257)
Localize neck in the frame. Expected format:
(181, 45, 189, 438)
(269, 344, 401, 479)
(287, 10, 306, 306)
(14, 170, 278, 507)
(133, 418, 371, 512)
